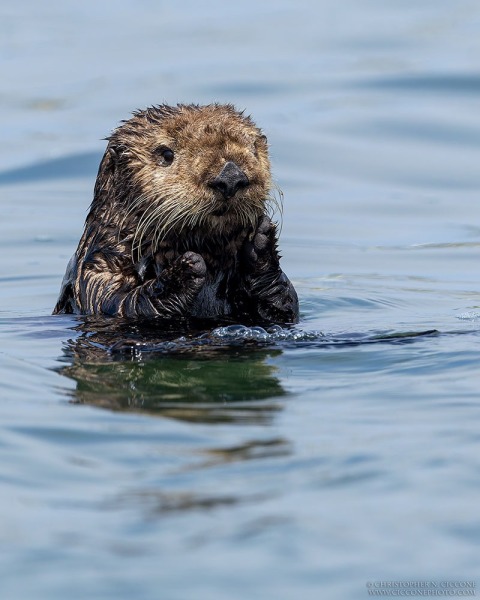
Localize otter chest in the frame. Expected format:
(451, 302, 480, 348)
(191, 272, 232, 319)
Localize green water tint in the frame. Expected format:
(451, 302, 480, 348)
(3, 2, 480, 598)
(58, 318, 440, 422)
(62, 351, 285, 423)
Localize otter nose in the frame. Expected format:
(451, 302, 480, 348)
(209, 161, 249, 200)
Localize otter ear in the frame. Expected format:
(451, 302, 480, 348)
(97, 143, 124, 179)
(105, 143, 129, 170)
(93, 144, 119, 198)
(254, 133, 268, 157)
(103, 144, 121, 173)
(107, 146, 118, 165)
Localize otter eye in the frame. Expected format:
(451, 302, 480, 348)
(154, 145, 175, 166)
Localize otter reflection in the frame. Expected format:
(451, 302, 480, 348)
(59, 317, 286, 424)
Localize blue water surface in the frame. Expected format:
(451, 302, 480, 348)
(1, 1, 480, 599)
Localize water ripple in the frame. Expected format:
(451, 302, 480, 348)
(107, 324, 439, 357)
(358, 73, 480, 95)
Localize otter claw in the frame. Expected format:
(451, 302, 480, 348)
(243, 216, 277, 267)
(180, 251, 206, 278)
(253, 216, 275, 252)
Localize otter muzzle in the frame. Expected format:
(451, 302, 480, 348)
(209, 161, 249, 200)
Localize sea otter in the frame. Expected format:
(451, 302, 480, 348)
(53, 104, 299, 324)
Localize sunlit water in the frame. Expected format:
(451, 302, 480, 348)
(1, 1, 480, 598)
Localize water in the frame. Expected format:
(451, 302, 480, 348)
(1, 1, 480, 598)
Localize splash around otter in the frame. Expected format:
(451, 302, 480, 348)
(53, 103, 299, 325)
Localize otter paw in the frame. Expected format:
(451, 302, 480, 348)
(252, 215, 273, 253)
(244, 216, 277, 268)
(179, 251, 207, 280)
(155, 252, 206, 311)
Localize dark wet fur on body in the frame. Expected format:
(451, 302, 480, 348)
(54, 104, 299, 325)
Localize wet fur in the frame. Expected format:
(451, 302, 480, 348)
(54, 104, 299, 324)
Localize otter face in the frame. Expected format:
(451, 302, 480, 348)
(102, 104, 274, 252)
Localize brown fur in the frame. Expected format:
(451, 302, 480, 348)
(54, 104, 298, 324)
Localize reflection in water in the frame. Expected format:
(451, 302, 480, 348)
(57, 316, 440, 424)
(105, 439, 292, 520)
(57, 318, 293, 525)
(58, 317, 288, 424)
(201, 437, 291, 465)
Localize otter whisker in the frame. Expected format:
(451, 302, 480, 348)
(152, 211, 185, 248)
(163, 204, 199, 235)
(132, 207, 159, 258)
(117, 195, 150, 244)
(132, 193, 184, 250)
(150, 203, 197, 249)
(133, 206, 175, 259)
(265, 183, 284, 235)
(132, 208, 167, 260)
(54, 102, 298, 327)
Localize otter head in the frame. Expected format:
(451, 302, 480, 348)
(94, 104, 275, 256)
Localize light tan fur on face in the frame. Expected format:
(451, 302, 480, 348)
(53, 103, 298, 322)
(108, 104, 277, 258)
